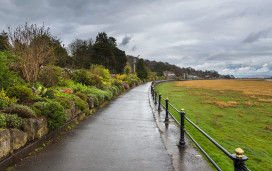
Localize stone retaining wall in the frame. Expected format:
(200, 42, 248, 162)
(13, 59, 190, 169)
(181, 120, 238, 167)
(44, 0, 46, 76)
(0, 98, 93, 161)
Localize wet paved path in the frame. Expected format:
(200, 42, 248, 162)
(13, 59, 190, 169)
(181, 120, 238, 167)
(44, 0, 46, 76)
(15, 83, 173, 171)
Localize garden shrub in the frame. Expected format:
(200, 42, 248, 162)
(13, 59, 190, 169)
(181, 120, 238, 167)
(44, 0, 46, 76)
(0, 51, 23, 90)
(0, 114, 6, 128)
(4, 113, 23, 129)
(103, 88, 113, 100)
(75, 91, 88, 102)
(72, 69, 102, 87)
(71, 96, 89, 114)
(70, 83, 88, 93)
(72, 69, 94, 86)
(111, 79, 124, 91)
(85, 86, 104, 101)
(34, 101, 67, 130)
(54, 88, 71, 98)
(6, 85, 33, 102)
(59, 78, 73, 87)
(55, 96, 72, 109)
(123, 82, 129, 89)
(32, 101, 48, 116)
(86, 94, 99, 107)
(38, 65, 62, 87)
(92, 74, 103, 88)
(35, 85, 56, 99)
(0, 89, 18, 109)
(109, 85, 119, 96)
(3, 104, 36, 118)
(90, 64, 110, 82)
(124, 63, 132, 76)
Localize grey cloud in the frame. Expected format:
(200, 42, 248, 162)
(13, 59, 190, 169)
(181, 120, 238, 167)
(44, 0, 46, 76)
(131, 45, 137, 51)
(1, 0, 272, 77)
(243, 28, 272, 43)
(120, 36, 131, 46)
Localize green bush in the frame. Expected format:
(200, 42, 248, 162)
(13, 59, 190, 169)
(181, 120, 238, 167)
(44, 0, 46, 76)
(0, 89, 18, 109)
(90, 64, 110, 82)
(0, 51, 23, 89)
(72, 69, 102, 87)
(0, 114, 6, 128)
(55, 96, 72, 109)
(6, 85, 33, 102)
(103, 88, 113, 100)
(34, 101, 67, 130)
(111, 79, 125, 92)
(86, 94, 99, 107)
(32, 101, 48, 116)
(58, 78, 73, 87)
(86, 86, 105, 101)
(75, 91, 88, 102)
(3, 104, 36, 118)
(4, 113, 23, 129)
(39, 65, 62, 87)
(72, 96, 89, 114)
(72, 69, 94, 86)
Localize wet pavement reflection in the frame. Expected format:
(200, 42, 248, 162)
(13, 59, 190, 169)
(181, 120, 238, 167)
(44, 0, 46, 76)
(149, 86, 212, 171)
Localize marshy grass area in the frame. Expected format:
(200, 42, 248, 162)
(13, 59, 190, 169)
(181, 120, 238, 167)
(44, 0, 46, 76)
(156, 80, 272, 171)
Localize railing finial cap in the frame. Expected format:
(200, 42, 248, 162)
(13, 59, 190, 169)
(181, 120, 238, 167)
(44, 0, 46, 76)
(166, 97, 169, 100)
(181, 108, 185, 112)
(235, 148, 244, 158)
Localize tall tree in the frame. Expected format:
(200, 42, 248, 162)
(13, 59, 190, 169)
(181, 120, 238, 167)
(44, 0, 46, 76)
(51, 37, 70, 68)
(69, 39, 93, 69)
(95, 32, 108, 44)
(0, 31, 8, 51)
(136, 58, 148, 80)
(7, 23, 55, 83)
(93, 32, 126, 73)
(92, 43, 116, 72)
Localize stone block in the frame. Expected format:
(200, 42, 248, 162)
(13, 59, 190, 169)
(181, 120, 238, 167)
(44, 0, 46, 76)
(35, 116, 48, 139)
(22, 119, 36, 141)
(0, 129, 10, 159)
(10, 128, 27, 152)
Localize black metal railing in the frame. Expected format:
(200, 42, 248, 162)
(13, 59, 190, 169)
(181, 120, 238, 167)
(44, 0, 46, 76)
(151, 81, 250, 171)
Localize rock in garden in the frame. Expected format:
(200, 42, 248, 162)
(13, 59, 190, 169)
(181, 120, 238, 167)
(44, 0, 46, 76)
(10, 128, 27, 152)
(22, 119, 36, 141)
(35, 116, 48, 139)
(0, 129, 11, 159)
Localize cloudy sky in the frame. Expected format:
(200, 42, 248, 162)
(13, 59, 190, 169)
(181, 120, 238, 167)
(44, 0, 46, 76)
(1, 0, 272, 77)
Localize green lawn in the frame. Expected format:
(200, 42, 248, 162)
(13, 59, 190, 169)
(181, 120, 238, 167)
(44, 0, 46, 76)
(156, 81, 272, 171)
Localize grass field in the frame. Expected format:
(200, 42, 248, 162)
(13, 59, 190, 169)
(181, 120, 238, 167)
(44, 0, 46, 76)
(156, 80, 272, 171)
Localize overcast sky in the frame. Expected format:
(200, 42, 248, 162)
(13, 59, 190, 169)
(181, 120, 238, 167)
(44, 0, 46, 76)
(1, 0, 272, 77)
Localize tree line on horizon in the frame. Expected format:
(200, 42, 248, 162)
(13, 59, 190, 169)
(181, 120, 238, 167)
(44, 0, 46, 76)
(0, 23, 230, 80)
(127, 56, 229, 79)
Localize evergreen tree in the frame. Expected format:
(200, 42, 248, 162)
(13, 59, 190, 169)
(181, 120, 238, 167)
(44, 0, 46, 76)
(93, 32, 126, 73)
(136, 59, 148, 80)
(0, 31, 8, 51)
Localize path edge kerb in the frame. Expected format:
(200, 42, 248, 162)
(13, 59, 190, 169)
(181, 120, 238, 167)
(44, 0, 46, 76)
(0, 84, 140, 171)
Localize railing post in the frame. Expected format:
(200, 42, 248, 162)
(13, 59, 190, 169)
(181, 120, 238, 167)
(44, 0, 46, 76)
(158, 94, 161, 111)
(152, 86, 155, 100)
(154, 91, 157, 104)
(165, 98, 169, 122)
(151, 86, 154, 98)
(178, 108, 186, 147)
(232, 148, 248, 171)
